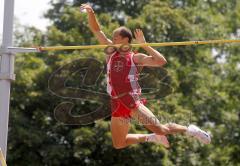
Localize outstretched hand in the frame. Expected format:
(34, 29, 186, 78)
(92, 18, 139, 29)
(80, 4, 94, 13)
(134, 29, 146, 44)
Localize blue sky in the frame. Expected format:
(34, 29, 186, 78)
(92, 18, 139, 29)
(0, 0, 51, 43)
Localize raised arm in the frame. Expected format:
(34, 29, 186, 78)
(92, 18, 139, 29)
(133, 29, 167, 67)
(80, 4, 112, 45)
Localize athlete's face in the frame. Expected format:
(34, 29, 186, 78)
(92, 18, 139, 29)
(112, 30, 129, 45)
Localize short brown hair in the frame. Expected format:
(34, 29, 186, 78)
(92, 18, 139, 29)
(114, 26, 133, 43)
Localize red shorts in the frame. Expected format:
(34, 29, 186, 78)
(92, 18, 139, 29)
(111, 93, 146, 119)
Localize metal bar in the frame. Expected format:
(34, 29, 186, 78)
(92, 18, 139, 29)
(0, 0, 15, 160)
(7, 47, 39, 53)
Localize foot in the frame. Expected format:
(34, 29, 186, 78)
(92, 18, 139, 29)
(186, 124, 211, 144)
(146, 134, 170, 148)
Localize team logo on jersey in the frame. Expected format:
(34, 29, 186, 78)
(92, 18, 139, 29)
(113, 61, 124, 72)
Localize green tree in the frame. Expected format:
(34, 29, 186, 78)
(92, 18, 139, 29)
(7, 0, 240, 165)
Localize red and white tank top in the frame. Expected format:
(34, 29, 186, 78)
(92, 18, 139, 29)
(106, 51, 141, 97)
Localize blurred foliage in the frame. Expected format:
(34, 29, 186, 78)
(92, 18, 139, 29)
(6, 0, 240, 165)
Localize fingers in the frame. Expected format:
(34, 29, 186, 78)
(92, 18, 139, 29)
(80, 3, 93, 13)
(80, 3, 92, 9)
(134, 29, 146, 43)
(80, 4, 89, 10)
(134, 29, 144, 38)
(80, 3, 90, 8)
(135, 29, 143, 34)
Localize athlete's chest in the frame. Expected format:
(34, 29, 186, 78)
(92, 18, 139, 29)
(109, 53, 132, 73)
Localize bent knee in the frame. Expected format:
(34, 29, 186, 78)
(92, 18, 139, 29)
(153, 125, 171, 135)
(164, 123, 177, 134)
(112, 137, 127, 149)
(112, 142, 126, 149)
(165, 123, 177, 129)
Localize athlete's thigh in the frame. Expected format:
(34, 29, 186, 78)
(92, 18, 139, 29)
(130, 104, 169, 134)
(130, 104, 158, 125)
(111, 116, 130, 145)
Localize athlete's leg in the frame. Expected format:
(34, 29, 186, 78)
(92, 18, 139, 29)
(130, 104, 189, 135)
(130, 104, 211, 144)
(163, 123, 187, 134)
(111, 116, 169, 149)
(111, 116, 147, 149)
(130, 104, 172, 135)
